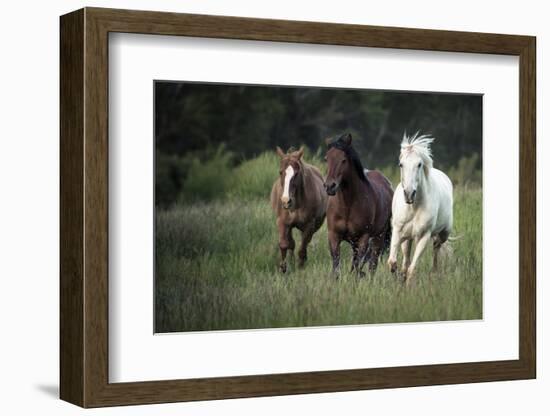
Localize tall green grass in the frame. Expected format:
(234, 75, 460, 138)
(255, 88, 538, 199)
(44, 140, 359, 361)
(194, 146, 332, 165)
(155, 186, 482, 333)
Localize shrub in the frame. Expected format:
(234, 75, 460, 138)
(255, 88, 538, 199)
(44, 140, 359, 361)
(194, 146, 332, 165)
(447, 153, 481, 186)
(228, 152, 279, 200)
(155, 151, 194, 208)
(178, 146, 233, 203)
(164, 147, 481, 205)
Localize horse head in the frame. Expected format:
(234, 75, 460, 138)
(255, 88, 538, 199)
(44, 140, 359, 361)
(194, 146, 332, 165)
(399, 132, 434, 204)
(324, 133, 367, 196)
(276, 146, 304, 209)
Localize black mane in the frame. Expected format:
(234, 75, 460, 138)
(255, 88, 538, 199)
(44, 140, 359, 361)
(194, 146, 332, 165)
(327, 134, 368, 182)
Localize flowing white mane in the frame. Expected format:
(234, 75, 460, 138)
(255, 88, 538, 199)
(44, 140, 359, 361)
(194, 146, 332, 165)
(400, 131, 435, 169)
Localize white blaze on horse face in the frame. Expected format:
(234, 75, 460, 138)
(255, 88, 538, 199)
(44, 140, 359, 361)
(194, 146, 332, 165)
(281, 165, 294, 204)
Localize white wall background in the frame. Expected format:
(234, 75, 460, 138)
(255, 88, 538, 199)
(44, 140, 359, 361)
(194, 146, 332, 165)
(0, 0, 545, 414)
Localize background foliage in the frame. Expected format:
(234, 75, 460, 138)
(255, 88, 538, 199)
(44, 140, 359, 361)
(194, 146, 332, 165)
(155, 82, 482, 207)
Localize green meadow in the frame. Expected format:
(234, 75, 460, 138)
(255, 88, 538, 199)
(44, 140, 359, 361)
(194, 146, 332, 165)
(155, 151, 482, 333)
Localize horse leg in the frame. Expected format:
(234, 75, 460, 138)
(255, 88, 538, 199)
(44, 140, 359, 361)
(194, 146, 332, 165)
(432, 230, 449, 271)
(288, 229, 296, 268)
(387, 227, 402, 274)
(406, 232, 431, 283)
(355, 234, 371, 278)
(298, 224, 314, 268)
(367, 235, 385, 274)
(328, 231, 342, 279)
(400, 239, 412, 275)
(350, 239, 361, 273)
(278, 221, 293, 274)
(383, 221, 392, 254)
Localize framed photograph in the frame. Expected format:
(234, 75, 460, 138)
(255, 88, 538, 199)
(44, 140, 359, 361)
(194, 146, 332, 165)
(60, 7, 536, 408)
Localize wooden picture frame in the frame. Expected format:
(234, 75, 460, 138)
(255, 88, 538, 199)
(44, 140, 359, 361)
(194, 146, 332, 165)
(60, 7, 536, 408)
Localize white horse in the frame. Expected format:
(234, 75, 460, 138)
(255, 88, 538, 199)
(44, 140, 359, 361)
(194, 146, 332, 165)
(387, 132, 453, 282)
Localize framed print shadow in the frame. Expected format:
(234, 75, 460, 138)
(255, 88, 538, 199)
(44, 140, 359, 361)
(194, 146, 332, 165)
(60, 7, 536, 408)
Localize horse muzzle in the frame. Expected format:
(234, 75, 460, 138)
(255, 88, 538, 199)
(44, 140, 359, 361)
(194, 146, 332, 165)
(281, 197, 293, 209)
(403, 189, 417, 204)
(324, 182, 339, 196)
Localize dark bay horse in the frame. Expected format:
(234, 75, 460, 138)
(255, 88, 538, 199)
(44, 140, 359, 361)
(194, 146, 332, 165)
(271, 146, 327, 273)
(324, 133, 393, 277)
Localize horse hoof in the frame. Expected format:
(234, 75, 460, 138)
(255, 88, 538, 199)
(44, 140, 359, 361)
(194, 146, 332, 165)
(279, 263, 287, 274)
(405, 278, 415, 287)
(404, 270, 416, 286)
(357, 271, 366, 279)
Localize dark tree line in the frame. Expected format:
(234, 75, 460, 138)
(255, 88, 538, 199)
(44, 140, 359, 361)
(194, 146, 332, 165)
(155, 81, 481, 167)
(155, 81, 482, 205)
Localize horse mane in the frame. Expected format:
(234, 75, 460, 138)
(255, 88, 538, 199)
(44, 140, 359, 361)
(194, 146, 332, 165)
(400, 131, 434, 169)
(327, 134, 368, 183)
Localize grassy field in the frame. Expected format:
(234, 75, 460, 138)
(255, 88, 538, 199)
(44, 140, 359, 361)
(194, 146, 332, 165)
(155, 175, 482, 333)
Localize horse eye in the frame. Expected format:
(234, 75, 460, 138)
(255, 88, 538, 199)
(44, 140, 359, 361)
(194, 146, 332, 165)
(342, 159, 346, 164)
(418, 163, 422, 168)
(279, 170, 283, 175)
(398, 163, 402, 168)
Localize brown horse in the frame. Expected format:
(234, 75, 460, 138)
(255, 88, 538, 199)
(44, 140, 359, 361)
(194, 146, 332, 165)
(271, 146, 327, 273)
(324, 133, 393, 278)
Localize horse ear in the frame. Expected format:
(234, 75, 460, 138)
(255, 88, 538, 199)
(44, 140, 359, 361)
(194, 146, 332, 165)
(343, 133, 352, 146)
(296, 146, 304, 160)
(276, 146, 285, 158)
